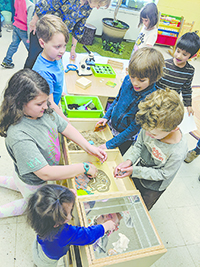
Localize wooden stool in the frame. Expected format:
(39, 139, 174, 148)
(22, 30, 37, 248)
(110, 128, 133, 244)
(79, 23, 96, 45)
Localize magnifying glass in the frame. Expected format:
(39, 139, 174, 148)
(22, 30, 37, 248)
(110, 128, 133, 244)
(65, 64, 78, 73)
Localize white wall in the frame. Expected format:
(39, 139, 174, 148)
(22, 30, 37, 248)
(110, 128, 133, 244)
(86, 7, 141, 42)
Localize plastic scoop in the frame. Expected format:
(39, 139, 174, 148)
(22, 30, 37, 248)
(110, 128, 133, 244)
(78, 100, 93, 110)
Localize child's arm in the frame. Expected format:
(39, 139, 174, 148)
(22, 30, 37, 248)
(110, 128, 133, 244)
(29, 13, 39, 35)
(123, 131, 188, 183)
(34, 162, 97, 181)
(130, 151, 185, 183)
(96, 88, 121, 127)
(113, 131, 144, 177)
(59, 221, 116, 247)
(105, 120, 141, 149)
(62, 123, 107, 162)
(182, 69, 194, 115)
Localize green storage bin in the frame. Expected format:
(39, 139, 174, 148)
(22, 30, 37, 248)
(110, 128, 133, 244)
(61, 95, 104, 118)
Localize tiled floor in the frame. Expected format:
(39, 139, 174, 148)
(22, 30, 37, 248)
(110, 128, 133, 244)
(1, 27, 200, 267)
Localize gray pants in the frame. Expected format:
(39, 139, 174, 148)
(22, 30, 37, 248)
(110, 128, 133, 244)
(32, 239, 58, 267)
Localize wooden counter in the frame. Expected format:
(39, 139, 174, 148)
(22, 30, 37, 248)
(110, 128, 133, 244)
(62, 52, 129, 108)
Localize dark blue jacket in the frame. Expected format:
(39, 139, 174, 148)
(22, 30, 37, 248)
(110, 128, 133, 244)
(104, 75, 156, 149)
(37, 224, 104, 260)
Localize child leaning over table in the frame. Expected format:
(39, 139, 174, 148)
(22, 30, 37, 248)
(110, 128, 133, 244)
(32, 14, 69, 122)
(96, 47, 165, 155)
(114, 89, 188, 211)
(156, 32, 200, 116)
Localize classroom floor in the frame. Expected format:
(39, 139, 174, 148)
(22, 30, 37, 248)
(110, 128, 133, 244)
(0, 27, 200, 267)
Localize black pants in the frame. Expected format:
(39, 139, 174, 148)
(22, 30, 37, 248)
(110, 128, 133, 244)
(132, 178, 165, 210)
(24, 32, 42, 69)
(118, 140, 134, 156)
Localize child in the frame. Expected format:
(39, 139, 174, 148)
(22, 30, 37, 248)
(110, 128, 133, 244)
(1, 0, 34, 68)
(156, 32, 200, 116)
(32, 14, 69, 122)
(96, 47, 165, 155)
(24, 0, 111, 68)
(0, 69, 107, 218)
(114, 89, 188, 210)
(26, 184, 116, 266)
(132, 3, 158, 54)
(184, 139, 200, 163)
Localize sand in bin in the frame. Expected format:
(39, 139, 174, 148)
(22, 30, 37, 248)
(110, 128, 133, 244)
(67, 130, 106, 150)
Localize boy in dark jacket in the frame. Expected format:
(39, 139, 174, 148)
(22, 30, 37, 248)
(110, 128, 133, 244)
(96, 47, 165, 155)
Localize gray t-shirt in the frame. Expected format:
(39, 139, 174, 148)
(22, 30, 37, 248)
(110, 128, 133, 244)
(124, 129, 188, 191)
(6, 112, 68, 185)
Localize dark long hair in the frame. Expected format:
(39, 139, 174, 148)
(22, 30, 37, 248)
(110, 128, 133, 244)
(26, 184, 75, 241)
(0, 69, 52, 137)
(138, 3, 158, 29)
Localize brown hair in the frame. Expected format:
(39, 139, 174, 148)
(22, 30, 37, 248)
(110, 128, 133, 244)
(138, 3, 158, 29)
(36, 14, 69, 43)
(26, 184, 75, 241)
(0, 69, 53, 137)
(136, 88, 184, 132)
(128, 47, 165, 85)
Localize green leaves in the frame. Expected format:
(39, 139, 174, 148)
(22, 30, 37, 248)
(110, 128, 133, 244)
(102, 40, 124, 55)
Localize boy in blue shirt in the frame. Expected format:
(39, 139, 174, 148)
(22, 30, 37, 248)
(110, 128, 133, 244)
(33, 14, 69, 121)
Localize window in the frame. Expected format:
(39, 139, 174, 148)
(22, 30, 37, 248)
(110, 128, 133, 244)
(111, 0, 158, 11)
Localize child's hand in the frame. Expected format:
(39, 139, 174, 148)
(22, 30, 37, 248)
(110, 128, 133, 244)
(98, 143, 107, 150)
(29, 13, 39, 34)
(70, 50, 77, 60)
(102, 220, 116, 234)
(114, 160, 133, 178)
(86, 145, 107, 163)
(187, 106, 194, 116)
(86, 163, 98, 178)
(95, 118, 108, 128)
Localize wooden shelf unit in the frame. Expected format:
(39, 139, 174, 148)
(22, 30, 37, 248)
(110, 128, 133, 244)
(156, 13, 184, 46)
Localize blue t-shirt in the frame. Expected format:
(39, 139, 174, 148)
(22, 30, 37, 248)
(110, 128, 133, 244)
(37, 224, 104, 260)
(33, 54, 64, 105)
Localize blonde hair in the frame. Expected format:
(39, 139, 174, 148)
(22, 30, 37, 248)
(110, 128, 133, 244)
(128, 47, 165, 85)
(136, 88, 184, 132)
(36, 14, 69, 43)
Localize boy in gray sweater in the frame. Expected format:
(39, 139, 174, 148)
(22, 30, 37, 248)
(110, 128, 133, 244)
(114, 89, 188, 210)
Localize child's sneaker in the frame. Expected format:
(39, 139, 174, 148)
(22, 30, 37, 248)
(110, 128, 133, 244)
(1, 62, 14, 69)
(184, 150, 199, 163)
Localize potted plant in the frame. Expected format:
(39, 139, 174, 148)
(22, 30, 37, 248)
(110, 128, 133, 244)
(102, 0, 130, 44)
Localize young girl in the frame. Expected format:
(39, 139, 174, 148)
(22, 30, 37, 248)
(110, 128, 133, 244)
(26, 184, 116, 267)
(132, 3, 158, 54)
(96, 47, 165, 155)
(0, 69, 107, 218)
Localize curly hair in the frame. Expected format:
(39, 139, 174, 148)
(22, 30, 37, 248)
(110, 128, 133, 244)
(36, 14, 69, 43)
(136, 88, 184, 132)
(128, 47, 165, 85)
(0, 69, 53, 137)
(26, 184, 75, 241)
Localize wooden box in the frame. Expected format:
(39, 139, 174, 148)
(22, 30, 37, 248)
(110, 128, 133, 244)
(76, 191, 167, 267)
(65, 118, 118, 152)
(60, 118, 166, 267)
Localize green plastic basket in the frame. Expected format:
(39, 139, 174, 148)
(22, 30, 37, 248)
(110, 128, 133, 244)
(61, 95, 104, 118)
(91, 64, 116, 78)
